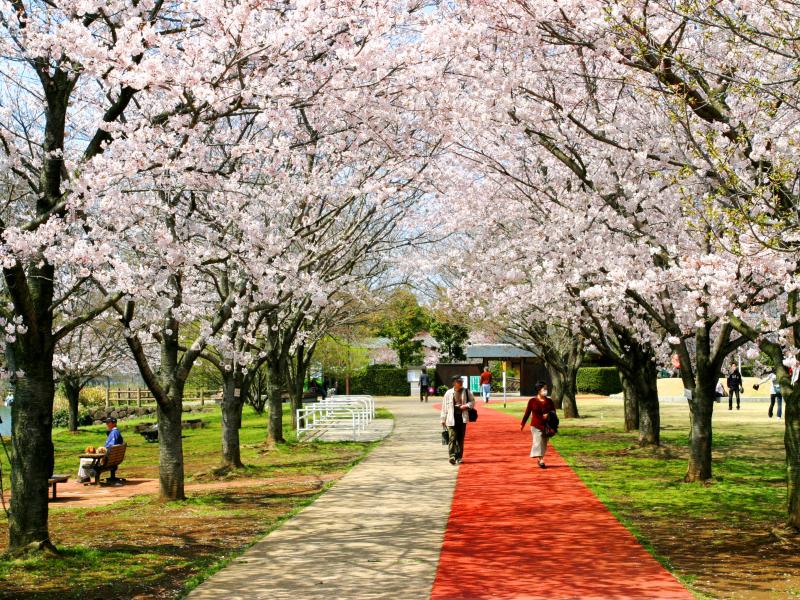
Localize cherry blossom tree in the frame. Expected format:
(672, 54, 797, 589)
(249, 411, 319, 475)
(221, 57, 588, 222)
(53, 318, 126, 432)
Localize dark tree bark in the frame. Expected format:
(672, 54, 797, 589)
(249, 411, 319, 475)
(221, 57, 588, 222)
(8, 354, 56, 552)
(156, 398, 185, 499)
(267, 360, 286, 444)
(521, 327, 582, 418)
(286, 343, 314, 431)
(220, 369, 245, 469)
(585, 323, 661, 447)
(683, 328, 718, 483)
(549, 368, 565, 410)
(4, 67, 68, 552)
(785, 386, 800, 529)
(620, 372, 640, 432)
(63, 379, 81, 433)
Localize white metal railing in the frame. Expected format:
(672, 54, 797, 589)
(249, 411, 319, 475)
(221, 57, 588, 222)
(296, 394, 375, 440)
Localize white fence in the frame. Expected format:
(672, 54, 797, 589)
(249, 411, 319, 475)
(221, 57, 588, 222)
(296, 395, 375, 440)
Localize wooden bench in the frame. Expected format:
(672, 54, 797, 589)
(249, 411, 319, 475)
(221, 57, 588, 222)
(80, 444, 127, 485)
(48, 474, 68, 500)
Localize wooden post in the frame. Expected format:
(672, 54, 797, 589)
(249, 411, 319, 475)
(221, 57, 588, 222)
(137, 388, 142, 407)
(105, 377, 110, 408)
(200, 389, 205, 407)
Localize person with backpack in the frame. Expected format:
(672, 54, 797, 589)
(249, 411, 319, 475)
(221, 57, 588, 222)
(520, 381, 557, 469)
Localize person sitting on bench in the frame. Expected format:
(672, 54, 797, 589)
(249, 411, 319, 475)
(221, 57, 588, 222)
(77, 417, 124, 483)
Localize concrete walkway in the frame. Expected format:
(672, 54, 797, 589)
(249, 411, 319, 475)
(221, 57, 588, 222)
(188, 398, 456, 600)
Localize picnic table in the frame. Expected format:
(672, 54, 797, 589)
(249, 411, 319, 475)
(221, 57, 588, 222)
(79, 445, 127, 485)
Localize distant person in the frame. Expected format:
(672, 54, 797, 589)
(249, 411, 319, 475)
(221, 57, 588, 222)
(714, 381, 726, 403)
(480, 366, 492, 403)
(520, 382, 556, 469)
(440, 375, 475, 465)
(671, 353, 681, 378)
(419, 369, 430, 403)
(726, 364, 743, 410)
(755, 372, 782, 419)
(3, 392, 12, 407)
(77, 417, 124, 483)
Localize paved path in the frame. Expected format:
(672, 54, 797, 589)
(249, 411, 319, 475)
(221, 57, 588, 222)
(188, 398, 457, 600)
(431, 404, 693, 600)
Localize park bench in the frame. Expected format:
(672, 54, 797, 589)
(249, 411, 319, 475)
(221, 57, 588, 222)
(48, 474, 68, 500)
(134, 419, 206, 442)
(81, 444, 127, 485)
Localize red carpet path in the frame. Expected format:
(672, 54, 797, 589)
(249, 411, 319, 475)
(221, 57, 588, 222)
(431, 404, 693, 600)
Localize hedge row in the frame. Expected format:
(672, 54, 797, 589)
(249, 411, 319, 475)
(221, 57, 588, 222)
(349, 364, 409, 396)
(576, 367, 622, 395)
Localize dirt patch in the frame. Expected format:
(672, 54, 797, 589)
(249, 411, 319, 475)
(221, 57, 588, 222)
(41, 474, 341, 509)
(624, 513, 800, 598)
(0, 480, 332, 599)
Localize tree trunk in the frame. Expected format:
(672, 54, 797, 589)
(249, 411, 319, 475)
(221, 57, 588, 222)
(8, 356, 56, 551)
(549, 368, 565, 410)
(290, 351, 308, 432)
(685, 389, 714, 482)
(63, 380, 81, 433)
(267, 361, 285, 444)
(785, 386, 800, 529)
(561, 360, 580, 419)
(620, 372, 640, 432)
(220, 370, 245, 469)
(156, 398, 186, 500)
(636, 361, 660, 447)
(620, 363, 660, 446)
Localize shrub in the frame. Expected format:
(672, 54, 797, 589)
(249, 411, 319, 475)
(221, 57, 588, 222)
(437, 385, 449, 396)
(576, 367, 622, 395)
(349, 364, 409, 396)
(52, 408, 93, 428)
(80, 386, 107, 407)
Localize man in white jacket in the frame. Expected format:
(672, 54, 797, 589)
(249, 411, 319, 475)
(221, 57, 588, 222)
(440, 375, 475, 465)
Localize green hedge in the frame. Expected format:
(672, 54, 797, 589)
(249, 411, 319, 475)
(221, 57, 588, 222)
(349, 364, 409, 396)
(576, 367, 622, 395)
(52, 409, 93, 428)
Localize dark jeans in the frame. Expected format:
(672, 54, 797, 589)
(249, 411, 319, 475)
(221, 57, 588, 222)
(769, 393, 783, 418)
(419, 385, 429, 402)
(728, 388, 740, 409)
(448, 408, 467, 460)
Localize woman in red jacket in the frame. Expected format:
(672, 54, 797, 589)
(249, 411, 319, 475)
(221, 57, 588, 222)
(520, 381, 556, 469)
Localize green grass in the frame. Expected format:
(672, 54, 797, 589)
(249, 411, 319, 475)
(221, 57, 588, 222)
(1, 403, 379, 491)
(0, 401, 389, 599)
(496, 397, 792, 598)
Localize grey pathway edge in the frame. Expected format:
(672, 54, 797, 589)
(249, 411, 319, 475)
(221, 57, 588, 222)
(187, 398, 457, 600)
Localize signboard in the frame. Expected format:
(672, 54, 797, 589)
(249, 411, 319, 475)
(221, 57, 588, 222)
(407, 369, 422, 383)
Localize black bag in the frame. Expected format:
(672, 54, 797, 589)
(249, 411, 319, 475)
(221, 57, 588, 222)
(543, 410, 559, 437)
(441, 430, 449, 445)
(468, 408, 478, 422)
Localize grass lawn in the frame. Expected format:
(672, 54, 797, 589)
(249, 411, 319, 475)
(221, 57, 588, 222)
(0, 403, 389, 599)
(496, 397, 799, 599)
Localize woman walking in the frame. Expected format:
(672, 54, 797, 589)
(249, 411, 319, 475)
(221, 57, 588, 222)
(520, 382, 556, 469)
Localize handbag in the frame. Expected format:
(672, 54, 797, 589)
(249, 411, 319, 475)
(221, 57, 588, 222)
(468, 408, 478, 422)
(441, 430, 449, 445)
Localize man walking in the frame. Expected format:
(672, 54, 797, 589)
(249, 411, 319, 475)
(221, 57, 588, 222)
(480, 366, 492, 403)
(440, 375, 475, 465)
(419, 369, 430, 403)
(727, 364, 743, 410)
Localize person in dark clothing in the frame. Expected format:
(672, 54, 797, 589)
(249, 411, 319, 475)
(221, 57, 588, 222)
(419, 369, 430, 403)
(727, 364, 743, 410)
(520, 382, 556, 469)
